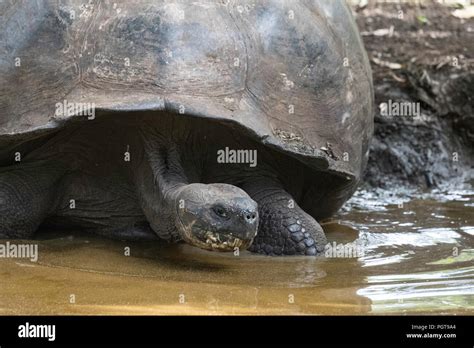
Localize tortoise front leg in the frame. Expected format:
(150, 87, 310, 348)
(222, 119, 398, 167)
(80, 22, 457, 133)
(0, 162, 64, 238)
(244, 184, 327, 256)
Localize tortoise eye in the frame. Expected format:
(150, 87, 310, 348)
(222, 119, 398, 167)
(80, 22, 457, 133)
(213, 205, 228, 218)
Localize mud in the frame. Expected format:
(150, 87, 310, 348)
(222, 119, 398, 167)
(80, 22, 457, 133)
(354, 2, 474, 188)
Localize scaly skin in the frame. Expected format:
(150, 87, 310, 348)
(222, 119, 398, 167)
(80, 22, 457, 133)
(0, 162, 65, 238)
(243, 184, 327, 256)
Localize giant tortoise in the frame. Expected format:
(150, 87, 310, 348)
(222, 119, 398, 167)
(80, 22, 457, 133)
(0, 0, 373, 255)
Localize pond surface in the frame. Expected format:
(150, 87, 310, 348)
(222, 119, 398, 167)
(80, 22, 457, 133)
(0, 186, 473, 315)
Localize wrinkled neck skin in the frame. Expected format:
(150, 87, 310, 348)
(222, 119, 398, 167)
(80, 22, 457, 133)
(131, 119, 192, 241)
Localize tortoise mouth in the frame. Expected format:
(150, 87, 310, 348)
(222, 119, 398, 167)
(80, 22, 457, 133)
(198, 228, 248, 250)
(182, 224, 253, 252)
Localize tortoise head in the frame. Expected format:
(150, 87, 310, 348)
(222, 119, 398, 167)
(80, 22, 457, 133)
(175, 183, 258, 252)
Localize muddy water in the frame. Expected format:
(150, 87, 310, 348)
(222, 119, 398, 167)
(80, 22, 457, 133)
(0, 187, 473, 315)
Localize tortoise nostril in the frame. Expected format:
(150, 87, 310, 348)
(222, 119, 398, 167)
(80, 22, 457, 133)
(244, 211, 257, 223)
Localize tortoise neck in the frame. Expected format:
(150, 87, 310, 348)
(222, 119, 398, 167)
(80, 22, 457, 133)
(132, 120, 190, 241)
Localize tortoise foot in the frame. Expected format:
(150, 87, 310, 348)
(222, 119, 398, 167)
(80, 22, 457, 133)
(247, 188, 327, 256)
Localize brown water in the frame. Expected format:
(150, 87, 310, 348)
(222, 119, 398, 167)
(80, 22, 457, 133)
(1, 187, 473, 315)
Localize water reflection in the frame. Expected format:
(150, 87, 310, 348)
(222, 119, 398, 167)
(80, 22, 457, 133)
(358, 267, 474, 313)
(346, 187, 474, 314)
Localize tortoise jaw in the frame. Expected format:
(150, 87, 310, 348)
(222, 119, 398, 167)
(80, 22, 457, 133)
(202, 230, 248, 251)
(190, 227, 251, 252)
(178, 220, 253, 252)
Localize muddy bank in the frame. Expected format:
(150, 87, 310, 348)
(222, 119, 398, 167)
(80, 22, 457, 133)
(353, 2, 474, 189)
